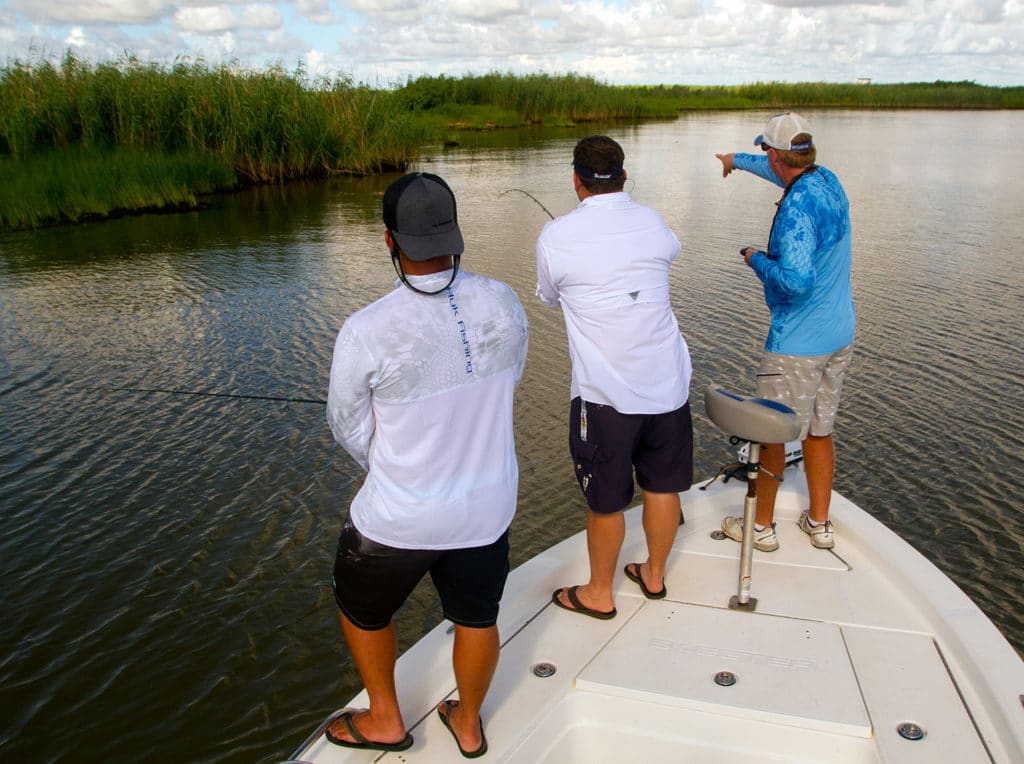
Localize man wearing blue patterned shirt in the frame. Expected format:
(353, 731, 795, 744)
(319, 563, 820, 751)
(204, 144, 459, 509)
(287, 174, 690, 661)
(715, 113, 856, 552)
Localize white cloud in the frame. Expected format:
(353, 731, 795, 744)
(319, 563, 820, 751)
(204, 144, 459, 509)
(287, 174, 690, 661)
(65, 25, 87, 47)
(0, 0, 1021, 85)
(955, 0, 1006, 24)
(174, 6, 238, 34)
(659, 0, 704, 18)
(240, 4, 282, 28)
(217, 30, 236, 53)
(297, 0, 343, 24)
(11, 0, 172, 25)
(347, 0, 427, 14)
(447, 0, 526, 21)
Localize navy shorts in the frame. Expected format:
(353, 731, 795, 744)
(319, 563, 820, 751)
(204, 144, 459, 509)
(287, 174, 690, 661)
(568, 397, 694, 514)
(332, 520, 510, 631)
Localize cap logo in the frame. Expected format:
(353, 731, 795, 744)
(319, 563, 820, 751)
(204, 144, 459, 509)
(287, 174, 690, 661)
(382, 172, 464, 262)
(573, 162, 624, 180)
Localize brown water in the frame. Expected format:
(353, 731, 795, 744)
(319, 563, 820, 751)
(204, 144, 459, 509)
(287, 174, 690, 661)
(1, 110, 1022, 763)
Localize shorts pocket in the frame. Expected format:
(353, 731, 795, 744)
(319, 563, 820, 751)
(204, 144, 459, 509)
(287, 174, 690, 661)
(571, 440, 599, 495)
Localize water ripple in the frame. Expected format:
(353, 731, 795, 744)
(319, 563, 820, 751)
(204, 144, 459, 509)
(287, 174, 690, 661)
(1, 112, 1023, 764)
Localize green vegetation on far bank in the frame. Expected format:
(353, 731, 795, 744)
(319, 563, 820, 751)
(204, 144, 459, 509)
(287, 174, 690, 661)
(0, 149, 237, 230)
(396, 74, 1024, 126)
(1, 53, 423, 230)
(2, 53, 1022, 231)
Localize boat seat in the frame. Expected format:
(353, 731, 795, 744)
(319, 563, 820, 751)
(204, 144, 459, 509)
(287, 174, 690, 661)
(704, 384, 800, 445)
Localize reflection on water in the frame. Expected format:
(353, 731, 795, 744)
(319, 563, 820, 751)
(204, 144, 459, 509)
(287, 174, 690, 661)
(1, 111, 1023, 763)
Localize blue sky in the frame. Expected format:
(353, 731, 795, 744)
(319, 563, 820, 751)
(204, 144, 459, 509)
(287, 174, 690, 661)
(1, 0, 1021, 86)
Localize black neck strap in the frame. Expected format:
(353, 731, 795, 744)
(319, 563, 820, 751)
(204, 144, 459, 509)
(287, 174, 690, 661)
(391, 254, 461, 295)
(782, 164, 819, 199)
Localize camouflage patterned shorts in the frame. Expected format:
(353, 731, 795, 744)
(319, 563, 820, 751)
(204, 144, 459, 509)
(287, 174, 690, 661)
(755, 344, 854, 440)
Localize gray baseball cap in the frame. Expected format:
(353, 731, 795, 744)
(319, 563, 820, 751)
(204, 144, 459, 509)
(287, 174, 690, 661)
(382, 172, 465, 262)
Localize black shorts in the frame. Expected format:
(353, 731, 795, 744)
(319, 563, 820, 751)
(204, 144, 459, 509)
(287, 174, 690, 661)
(568, 397, 693, 515)
(332, 520, 510, 631)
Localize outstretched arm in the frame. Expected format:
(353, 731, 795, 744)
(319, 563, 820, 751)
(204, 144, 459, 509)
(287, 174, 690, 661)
(715, 153, 737, 178)
(716, 152, 784, 188)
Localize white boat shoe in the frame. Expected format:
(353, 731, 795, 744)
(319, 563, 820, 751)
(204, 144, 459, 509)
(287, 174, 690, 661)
(799, 510, 835, 549)
(721, 516, 779, 552)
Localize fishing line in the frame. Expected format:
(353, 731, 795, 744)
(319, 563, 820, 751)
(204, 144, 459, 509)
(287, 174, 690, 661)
(87, 385, 326, 405)
(61, 189, 557, 407)
(501, 189, 555, 220)
(502, 181, 637, 219)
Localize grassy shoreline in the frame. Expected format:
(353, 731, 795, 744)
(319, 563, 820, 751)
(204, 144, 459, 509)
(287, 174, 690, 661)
(3, 54, 1022, 231)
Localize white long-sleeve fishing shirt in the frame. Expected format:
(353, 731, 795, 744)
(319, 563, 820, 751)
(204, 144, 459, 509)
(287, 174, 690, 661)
(327, 269, 528, 550)
(536, 191, 691, 414)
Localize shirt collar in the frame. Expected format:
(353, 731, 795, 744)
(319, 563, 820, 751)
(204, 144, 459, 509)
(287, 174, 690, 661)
(579, 191, 631, 208)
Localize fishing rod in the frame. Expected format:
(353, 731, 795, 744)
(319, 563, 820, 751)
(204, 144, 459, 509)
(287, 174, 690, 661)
(88, 385, 326, 405)
(502, 181, 637, 220)
(501, 188, 555, 220)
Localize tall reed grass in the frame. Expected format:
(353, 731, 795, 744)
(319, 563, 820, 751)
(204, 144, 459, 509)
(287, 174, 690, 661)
(396, 72, 684, 123)
(0, 53, 422, 178)
(0, 149, 237, 230)
(1, 53, 425, 229)
(395, 74, 1024, 124)
(635, 81, 1024, 110)
(2, 54, 1021, 231)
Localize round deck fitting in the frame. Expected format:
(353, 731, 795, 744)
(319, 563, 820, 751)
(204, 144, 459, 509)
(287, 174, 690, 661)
(532, 662, 556, 678)
(714, 671, 737, 686)
(897, 722, 926, 741)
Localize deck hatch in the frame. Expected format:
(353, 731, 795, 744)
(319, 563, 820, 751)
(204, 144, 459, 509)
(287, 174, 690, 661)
(576, 601, 872, 737)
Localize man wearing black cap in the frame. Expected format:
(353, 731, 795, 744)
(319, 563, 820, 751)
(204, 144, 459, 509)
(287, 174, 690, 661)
(326, 172, 528, 756)
(715, 113, 856, 552)
(537, 135, 694, 620)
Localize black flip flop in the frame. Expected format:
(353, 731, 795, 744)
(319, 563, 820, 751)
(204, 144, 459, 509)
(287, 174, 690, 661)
(551, 585, 617, 619)
(624, 562, 667, 599)
(324, 709, 414, 751)
(437, 699, 488, 758)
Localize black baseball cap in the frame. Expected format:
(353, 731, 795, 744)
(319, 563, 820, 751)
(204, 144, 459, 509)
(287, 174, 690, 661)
(382, 172, 465, 262)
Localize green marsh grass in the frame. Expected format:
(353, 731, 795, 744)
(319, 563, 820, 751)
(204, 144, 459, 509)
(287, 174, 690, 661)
(2, 54, 1021, 231)
(659, 81, 1024, 110)
(394, 74, 1023, 127)
(396, 72, 661, 124)
(0, 149, 237, 230)
(0, 54, 421, 174)
(1, 53, 423, 228)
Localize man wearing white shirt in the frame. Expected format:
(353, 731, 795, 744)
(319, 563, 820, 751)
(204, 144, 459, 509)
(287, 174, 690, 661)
(326, 172, 528, 757)
(537, 135, 693, 619)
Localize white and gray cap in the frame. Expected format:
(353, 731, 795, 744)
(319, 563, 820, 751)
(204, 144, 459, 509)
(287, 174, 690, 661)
(754, 112, 813, 151)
